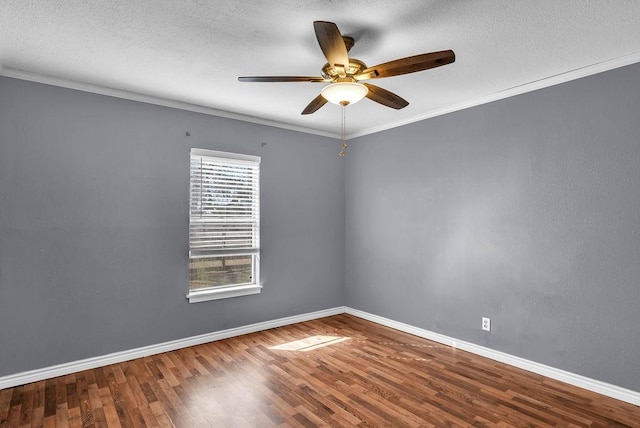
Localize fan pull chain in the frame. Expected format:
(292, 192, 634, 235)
(339, 104, 348, 157)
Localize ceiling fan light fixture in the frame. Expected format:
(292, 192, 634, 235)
(239, 21, 454, 115)
(321, 82, 368, 106)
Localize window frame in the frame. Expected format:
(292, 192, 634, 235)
(187, 148, 262, 303)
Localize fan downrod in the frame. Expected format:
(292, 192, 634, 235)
(342, 36, 355, 52)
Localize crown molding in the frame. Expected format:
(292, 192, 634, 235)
(3, 50, 640, 141)
(348, 50, 640, 139)
(0, 66, 337, 139)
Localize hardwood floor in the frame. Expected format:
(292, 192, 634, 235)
(1, 314, 638, 427)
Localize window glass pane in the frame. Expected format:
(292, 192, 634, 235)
(189, 255, 253, 290)
(188, 149, 259, 293)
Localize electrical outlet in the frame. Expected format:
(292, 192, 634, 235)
(482, 317, 491, 332)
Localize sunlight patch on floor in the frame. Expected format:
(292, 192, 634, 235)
(270, 335, 349, 352)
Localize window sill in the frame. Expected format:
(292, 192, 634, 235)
(187, 284, 263, 303)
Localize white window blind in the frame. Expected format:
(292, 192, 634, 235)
(189, 149, 260, 294)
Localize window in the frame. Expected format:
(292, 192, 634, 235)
(188, 148, 261, 303)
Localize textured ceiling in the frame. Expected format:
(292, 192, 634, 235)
(1, 1, 640, 137)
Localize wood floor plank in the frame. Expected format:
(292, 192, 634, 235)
(2, 314, 639, 427)
(99, 387, 122, 428)
(147, 402, 173, 428)
(54, 403, 69, 428)
(42, 415, 56, 428)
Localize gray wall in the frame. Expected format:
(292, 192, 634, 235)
(345, 62, 640, 391)
(3, 60, 640, 394)
(0, 76, 345, 376)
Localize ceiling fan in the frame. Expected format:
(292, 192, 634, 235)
(238, 21, 455, 115)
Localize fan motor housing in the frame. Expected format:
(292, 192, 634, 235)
(321, 58, 367, 81)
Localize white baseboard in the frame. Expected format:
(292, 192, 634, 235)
(345, 307, 640, 407)
(2, 305, 639, 408)
(0, 307, 346, 390)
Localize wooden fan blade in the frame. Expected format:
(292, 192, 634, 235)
(363, 83, 409, 110)
(313, 21, 349, 69)
(361, 50, 455, 79)
(301, 94, 328, 115)
(238, 76, 326, 82)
